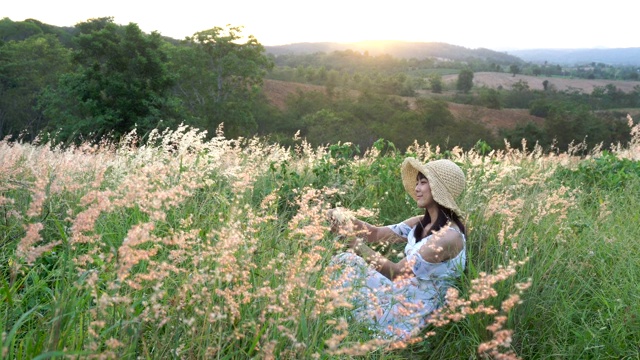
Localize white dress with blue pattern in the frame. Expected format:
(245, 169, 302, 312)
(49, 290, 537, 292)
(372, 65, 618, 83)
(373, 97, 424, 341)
(330, 222, 466, 339)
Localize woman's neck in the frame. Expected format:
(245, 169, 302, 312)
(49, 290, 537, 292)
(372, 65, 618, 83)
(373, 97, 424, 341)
(426, 205, 439, 226)
(419, 205, 440, 239)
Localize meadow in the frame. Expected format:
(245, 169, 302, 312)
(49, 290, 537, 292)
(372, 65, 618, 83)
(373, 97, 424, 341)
(1, 118, 639, 359)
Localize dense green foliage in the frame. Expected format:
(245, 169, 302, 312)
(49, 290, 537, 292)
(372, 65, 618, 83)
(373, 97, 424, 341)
(38, 18, 179, 140)
(0, 34, 72, 138)
(1, 18, 273, 142)
(167, 26, 273, 138)
(0, 17, 75, 45)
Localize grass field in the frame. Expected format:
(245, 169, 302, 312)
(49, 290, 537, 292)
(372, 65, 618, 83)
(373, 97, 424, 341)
(1, 118, 639, 359)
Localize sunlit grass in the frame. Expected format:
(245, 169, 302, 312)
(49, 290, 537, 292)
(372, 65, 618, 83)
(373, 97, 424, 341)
(1, 119, 639, 359)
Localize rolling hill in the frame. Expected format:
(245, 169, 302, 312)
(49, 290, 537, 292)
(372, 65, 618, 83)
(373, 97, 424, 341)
(266, 41, 640, 66)
(265, 41, 523, 65)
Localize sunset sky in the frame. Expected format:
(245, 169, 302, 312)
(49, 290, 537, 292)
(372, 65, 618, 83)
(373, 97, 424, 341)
(3, 0, 638, 50)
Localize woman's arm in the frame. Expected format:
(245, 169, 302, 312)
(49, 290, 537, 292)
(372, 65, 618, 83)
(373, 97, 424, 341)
(355, 215, 423, 245)
(416, 226, 464, 263)
(350, 226, 464, 281)
(328, 208, 422, 245)
(350, 218, 404, 245)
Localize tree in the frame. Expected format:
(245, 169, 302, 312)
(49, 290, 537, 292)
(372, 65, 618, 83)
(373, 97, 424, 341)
(502, 121, 548, 148)
(544, 102, 608, 151)
(509, 64, 520, 77)
(413, 98, 497, 149)
(169, 25, 273, 138)
(303, 109, 364, 146)
(512, 79, 530, 92)
(429, 73, 443, 93)
(0, 34, 72, 139)
(39, 18, 178, 141)
(456, 68, 474, 93)
(0, 17, 43, 42)
(504, 80, 534, 109)
(0, 17, 75, 45)
(325, 69, 340, 98)
(529, 99, 553, 118)
(633, 86, 640, 107)
(532, 65, 542, 76)
(479, 87, 502, 109)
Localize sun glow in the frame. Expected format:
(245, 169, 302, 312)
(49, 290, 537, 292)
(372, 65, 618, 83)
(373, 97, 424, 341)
(3, 0, 638, 49)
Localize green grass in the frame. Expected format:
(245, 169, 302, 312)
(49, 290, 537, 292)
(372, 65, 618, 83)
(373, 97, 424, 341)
(1, 126, 639, 359)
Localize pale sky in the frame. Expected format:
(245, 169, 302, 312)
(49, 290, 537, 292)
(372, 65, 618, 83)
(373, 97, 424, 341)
(2, 0, 638, 50)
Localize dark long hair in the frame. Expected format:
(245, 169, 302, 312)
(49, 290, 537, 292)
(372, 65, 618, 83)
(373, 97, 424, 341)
(415, 172, 466, 240)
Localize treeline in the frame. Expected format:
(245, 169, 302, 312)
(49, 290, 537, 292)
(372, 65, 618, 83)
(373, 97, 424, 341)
(568, 62, 640, 80)
(1, 17, 637, 154)
(502, 62, 640, 80)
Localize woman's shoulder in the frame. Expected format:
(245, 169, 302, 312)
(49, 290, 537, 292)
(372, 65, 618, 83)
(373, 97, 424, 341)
(435, 225, 466, 244)
(418, 225, 465, 263)
(444, 224, 465, 239)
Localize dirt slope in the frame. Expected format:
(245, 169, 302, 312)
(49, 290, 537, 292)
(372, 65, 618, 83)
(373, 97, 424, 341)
(262, 79, 327, 110)
(447, 103, 543, 135)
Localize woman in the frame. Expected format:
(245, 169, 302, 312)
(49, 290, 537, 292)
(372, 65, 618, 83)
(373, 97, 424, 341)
(328, 157, 467, 339)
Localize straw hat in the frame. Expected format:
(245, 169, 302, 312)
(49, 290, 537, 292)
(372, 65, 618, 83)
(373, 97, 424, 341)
(401, 158, 465, 216)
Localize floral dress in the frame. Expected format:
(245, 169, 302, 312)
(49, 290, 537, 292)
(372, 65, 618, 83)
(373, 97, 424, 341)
(329, 222, 466, 339)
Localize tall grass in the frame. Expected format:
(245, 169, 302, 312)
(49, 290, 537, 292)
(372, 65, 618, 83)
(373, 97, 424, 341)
(1, 118, 639, 359)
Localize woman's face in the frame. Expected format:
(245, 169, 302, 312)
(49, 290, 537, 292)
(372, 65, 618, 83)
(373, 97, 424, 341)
(415, 173, 434, 209)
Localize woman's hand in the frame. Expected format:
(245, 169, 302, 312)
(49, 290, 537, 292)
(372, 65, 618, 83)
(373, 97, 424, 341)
(327, 207, 353, 234)
(327, 208, 362, 249)
(326, 208, 340, 234)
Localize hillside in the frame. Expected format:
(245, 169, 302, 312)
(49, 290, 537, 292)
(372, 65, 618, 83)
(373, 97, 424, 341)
(443, 72, 640, 93)
(262, 79, 327, 110)
(265, 41, 523, 65)
(446, 102, 543, 134)
(262, 79, 542, 136)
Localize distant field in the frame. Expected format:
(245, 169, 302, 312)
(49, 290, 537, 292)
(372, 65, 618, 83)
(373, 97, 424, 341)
(443, 72, 640, 93)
